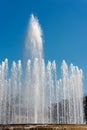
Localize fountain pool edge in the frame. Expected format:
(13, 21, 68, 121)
(0, 124, 87, 130)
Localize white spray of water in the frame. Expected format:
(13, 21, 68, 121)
(25, 14, 43, 61)
(0, 14, 85, 124)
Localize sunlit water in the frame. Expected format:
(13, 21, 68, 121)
(0, 14, 85, 124)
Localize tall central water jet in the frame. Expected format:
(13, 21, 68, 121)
(25, 14, 43, 61)
(0, 14, 85, 124)
(25, 14, 44, 123)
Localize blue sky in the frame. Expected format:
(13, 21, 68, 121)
(0, 0, 87, 93)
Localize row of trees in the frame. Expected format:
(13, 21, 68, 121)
(83, 96, 87, 123)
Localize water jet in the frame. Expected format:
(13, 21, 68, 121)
(0, 14, 86, 129)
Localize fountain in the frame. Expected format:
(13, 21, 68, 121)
(0, 14, 86, 129)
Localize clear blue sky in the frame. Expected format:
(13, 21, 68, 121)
(0, 0, 87, 93)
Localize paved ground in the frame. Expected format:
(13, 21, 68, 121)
(0, 124, 87, 130)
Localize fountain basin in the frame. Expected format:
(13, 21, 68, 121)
(0, 124, 87, 130)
